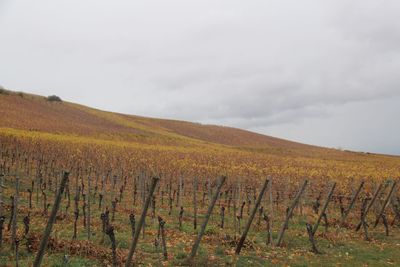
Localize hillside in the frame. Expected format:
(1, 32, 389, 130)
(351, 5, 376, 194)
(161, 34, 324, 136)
(1, 89, 400, 183)
(0, 90, 331, 155)
(1, 89, 388, 160)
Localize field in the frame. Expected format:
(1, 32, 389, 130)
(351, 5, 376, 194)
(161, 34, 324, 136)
(0, 90, 400, 266)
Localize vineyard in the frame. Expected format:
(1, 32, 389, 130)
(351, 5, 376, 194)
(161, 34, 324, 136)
(0, 91, 400, 266)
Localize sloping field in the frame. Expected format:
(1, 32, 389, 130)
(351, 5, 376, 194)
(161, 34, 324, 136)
(1, 90, 400, 183)
(0, 90, 389, 157)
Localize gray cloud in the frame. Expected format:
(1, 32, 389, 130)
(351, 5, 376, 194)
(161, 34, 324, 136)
(1, 0, 400, 154)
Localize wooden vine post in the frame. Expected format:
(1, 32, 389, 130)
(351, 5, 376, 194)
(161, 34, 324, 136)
(0, 173, 3, 219)
(313, 182, 336, 234)
(360, 197, 370, 240)
(0, 170, 3, 250)
(338, 180, 364, 230)
(87, 174, 91, 240)
(11, 175, 19, 250)
(193, 176, 198, 230)
(276, 180, 308, 247)
(373, 181, 397, 228)
(305, 182, 336, 253)
(0, 215, 5, 250)
(306, 223, 320, 254)
(390, 198, 400, 226)
(188, 176, 226, 263)
(235, 177, 269, 254)
(33, 171, 69, 267)
(356, 181, 383, 231)
(268, 177, 274, 246)
(125, 176, 159, 267)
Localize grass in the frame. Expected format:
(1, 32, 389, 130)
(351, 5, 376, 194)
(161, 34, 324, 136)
(236, 255, 267, 267)
(0, 251, 101, 267)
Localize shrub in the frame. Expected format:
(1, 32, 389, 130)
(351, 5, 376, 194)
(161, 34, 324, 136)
(47, 95, 62, 102)
(0, 86, 9, 95)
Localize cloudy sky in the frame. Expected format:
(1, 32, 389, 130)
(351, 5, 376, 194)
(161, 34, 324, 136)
(1, 0, 400, 155)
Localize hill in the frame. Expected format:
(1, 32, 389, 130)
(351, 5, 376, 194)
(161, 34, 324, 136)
(1, 89, 400, 183)
(0, 90, 362, 156)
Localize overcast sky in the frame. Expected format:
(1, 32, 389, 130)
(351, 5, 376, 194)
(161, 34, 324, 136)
(1, 0, 400, 155)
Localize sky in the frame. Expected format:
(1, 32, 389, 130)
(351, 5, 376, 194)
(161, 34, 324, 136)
(1, 0, 400, 155)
